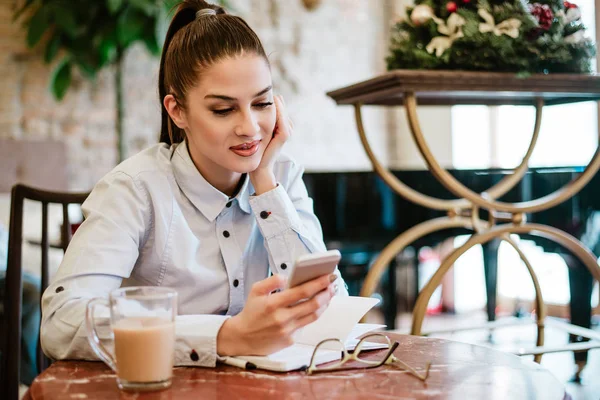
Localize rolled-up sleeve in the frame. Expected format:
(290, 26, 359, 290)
(40, 171, 230, 367)
(249, 161, 349, 296)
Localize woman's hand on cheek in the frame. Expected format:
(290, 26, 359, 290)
(249, 95, 292, 195)
(216, 273, 336, 357)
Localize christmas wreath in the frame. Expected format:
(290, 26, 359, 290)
(387, 0, 596, 73)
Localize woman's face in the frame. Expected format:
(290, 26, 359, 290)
(170, 53, 276, 188)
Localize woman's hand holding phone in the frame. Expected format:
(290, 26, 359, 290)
(216, 273, 336, 357)
(249, 95, 292, 196)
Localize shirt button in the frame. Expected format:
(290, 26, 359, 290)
(55, 286, 65, 293)
(226, 201, 232, 208)
(233, 279, 239, 287)
(190, 350, 199, 362)
(280, 263, 287, 270)
(223, 230, 230, 238)
(260, 211, 270, 219)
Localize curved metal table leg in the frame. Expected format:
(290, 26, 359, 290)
(355, 94, 600, 367)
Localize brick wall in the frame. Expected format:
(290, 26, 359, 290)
(0, 0, 396, 190)
(1, 2, 122, 190)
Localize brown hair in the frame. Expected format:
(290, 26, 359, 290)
(159, 0, 269, 145)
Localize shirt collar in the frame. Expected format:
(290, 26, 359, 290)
(171, 142, 252, 221)
(236, 174, 252, 214)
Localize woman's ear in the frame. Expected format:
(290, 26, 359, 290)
(163, 94, 188, 129)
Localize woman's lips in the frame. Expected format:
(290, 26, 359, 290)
(230, 140, 261, 157)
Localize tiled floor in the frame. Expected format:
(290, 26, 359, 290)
(368, 310, 600, 400)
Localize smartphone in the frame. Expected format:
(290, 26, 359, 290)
(286, 249, 341, 289)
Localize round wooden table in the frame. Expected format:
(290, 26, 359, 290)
(25, 334, 567, 400)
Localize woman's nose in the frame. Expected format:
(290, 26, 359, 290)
(235, 110, 260, 136)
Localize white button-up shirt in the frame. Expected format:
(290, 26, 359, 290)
(41, 142, 348, 367)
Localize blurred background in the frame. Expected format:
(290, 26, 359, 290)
(1, 0, 599, 399)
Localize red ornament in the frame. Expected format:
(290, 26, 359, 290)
(530, 3, 554, 30)
(564, 1, 578, 9)
(446, 1, 457, 12)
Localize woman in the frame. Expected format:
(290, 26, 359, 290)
(41, 0, 347, 367)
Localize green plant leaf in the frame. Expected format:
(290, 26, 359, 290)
(69, 35, 92, 54)
(107, 0, 123, 14)
(44, 34, 61, 63)
(99, 38, 118, 66)
(26, 7, 50, 47)
(129, 0, 157, 16)
(74, 58, 98, 79)
(163, 0, 181, 13)
(50, 59, 72, 100)
(116, 8, 147, 47)
(53, 8, 78, 38)
(143, 34, 160, 56)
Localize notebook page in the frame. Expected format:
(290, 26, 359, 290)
(347, 323, 386, 340)
(344, 323, 388, 351)
(293, 296, 380, 349)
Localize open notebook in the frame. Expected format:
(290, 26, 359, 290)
(223, 296, 386, 372)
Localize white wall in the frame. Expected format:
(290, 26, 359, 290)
(242, 0, 391, 171)
(386, 0, 454, 170)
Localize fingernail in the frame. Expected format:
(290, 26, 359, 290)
(329, 274, 338, 283)
(329, 284, 337, 295)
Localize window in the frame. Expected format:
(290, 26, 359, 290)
(449, 0, 598, 310)
(452, 0, 597, 169)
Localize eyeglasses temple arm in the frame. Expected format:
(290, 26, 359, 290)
(394, 359, 431, 382)
(376, 342, 399, 367)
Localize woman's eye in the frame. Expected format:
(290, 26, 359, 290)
(254, 102, 273, 109)
(212, 108, 234, 116)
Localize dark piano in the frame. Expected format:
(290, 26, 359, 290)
(304, 167, 599, 364)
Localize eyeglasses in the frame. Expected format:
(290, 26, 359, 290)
(306, 333, 430, 381)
